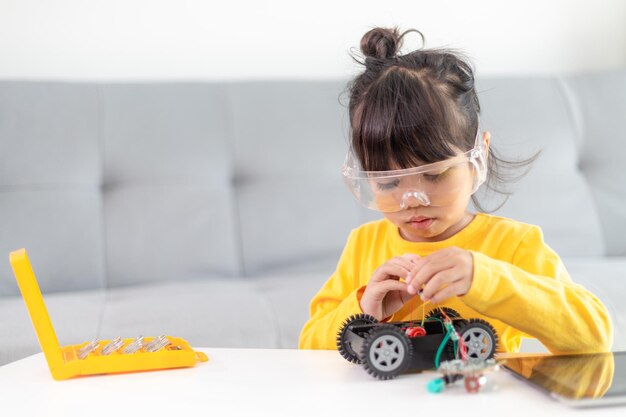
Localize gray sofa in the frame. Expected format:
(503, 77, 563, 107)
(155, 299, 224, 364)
(1, 72, 625, 366)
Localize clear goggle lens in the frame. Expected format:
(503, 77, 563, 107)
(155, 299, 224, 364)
(341, 134, 487, 213)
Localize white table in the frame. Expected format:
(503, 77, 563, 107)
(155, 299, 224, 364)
(0, 348, 623, 416)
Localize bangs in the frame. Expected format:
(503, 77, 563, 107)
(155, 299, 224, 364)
(351, 67, 475, 172)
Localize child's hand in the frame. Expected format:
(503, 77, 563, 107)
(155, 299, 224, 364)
(405, 247, 474, 304)
(359, 254, 421, 321)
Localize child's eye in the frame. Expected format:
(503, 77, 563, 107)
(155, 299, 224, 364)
(423, 169, 450, 182)
(376, 179, 400, 191)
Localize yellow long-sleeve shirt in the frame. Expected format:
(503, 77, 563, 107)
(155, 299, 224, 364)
(299, 213, 613, 354)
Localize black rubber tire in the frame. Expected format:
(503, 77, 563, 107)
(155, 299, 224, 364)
(425, 306, 461, 320)
(336, 314, 378, 363)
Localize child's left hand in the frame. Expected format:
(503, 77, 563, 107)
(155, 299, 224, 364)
(405, 247, 474, 304)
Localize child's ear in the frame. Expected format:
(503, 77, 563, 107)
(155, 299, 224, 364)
(483, 131, 491, 161)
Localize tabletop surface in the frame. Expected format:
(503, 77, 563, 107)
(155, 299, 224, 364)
(0, 348, 624, 416)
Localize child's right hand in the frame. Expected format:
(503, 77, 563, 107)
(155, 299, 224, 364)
(359, 254, 421, 321)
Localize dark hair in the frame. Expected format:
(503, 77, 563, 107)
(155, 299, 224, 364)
(344, 27, 539, 212)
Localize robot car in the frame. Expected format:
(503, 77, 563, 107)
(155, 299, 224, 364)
(337, 307, 498, 380)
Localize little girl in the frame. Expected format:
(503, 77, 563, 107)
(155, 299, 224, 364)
(299, 27, 612, 354)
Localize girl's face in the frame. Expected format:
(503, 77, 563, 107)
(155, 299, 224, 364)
(382, 188, 473, 243)
(382, 132, 490, 243)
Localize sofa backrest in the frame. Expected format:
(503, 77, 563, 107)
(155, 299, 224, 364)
(1, 72, 625, 295)
(565, 72, 626, 256)
(0, 83, 107, 295)
(473, 72, 626, 257)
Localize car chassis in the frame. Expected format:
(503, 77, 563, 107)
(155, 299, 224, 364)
(337, 308, 498, 380)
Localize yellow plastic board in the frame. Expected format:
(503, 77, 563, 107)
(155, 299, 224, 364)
(9, 248, 208, 380)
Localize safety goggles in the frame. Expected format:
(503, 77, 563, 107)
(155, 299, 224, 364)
(341, 129, 487, 212)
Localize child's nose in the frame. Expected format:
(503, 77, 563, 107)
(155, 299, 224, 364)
(400, 190, 430, 209)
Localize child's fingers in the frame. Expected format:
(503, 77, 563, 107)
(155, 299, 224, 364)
(419, 268, 461, 301)
(406, 247, 456, 285)
(371, 262, 412, 283)
(372, 256, 417, 282)
(407, 257, 457, 293)
(387, 257, 416, 274)
(424, 280, 467, 304)
(407, 253, 454, 278)
(400, 254, 422, 273)
(374, 279, 409, 296)
(404, 256, 435, 286)
(399, 253, 421, 264)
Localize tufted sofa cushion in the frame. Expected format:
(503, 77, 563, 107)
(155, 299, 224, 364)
(225, 81, 379, 274)
(100, 84, 242, 286)
(0, 83, 106, 295)
(473, 77, 606, 257)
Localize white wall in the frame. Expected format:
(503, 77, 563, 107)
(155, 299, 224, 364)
(1, 0, 625, 80)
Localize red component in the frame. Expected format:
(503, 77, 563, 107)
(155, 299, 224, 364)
(464, 375, 481, 393)
(405, 326, 426, 338)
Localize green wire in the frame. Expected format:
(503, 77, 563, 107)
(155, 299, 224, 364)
(435, 330, 452, 368)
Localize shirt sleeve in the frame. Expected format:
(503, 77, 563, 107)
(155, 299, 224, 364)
(461, 226, 613, 354)
(298, 230, 367, 350)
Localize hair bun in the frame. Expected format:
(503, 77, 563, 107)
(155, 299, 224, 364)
(360, 27, 401, 60)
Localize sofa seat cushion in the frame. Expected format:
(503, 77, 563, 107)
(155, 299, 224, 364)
(255, 271, 333, 349)
(98, 279, 279, 349)
(0, 278, 280, 366)
(0, 288, 105, 366)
